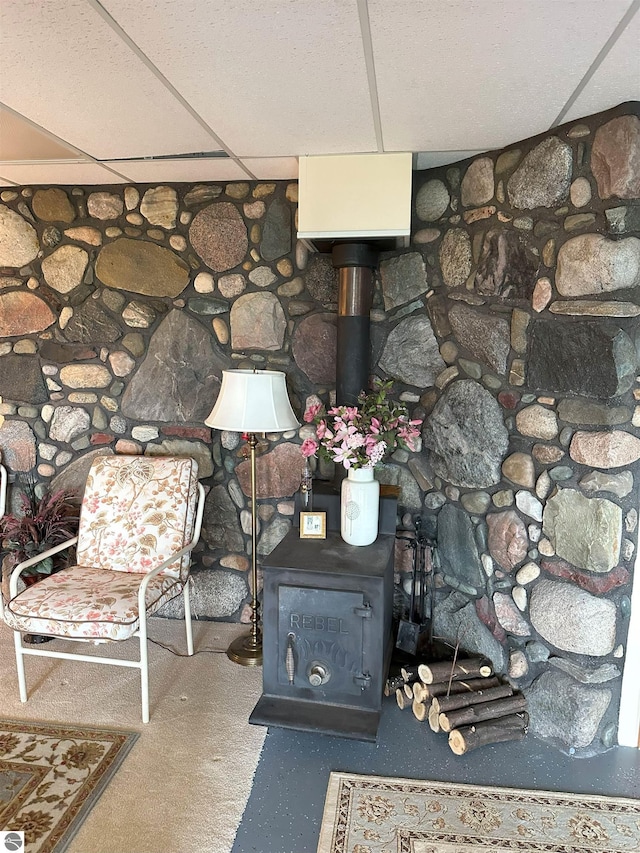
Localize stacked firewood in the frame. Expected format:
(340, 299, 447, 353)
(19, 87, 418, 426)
(386, 657, 528, 755)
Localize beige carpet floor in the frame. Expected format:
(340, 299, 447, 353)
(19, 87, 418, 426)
(318, 772, 640, 853)
(0, 619, 266, 853)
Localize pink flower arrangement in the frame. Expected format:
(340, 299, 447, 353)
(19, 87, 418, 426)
(302, 380, 423, 470)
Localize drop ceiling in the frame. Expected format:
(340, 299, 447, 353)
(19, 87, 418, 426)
(0, 0, 638, 187)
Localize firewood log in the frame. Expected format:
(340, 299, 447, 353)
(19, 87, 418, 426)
(396, 688, 412, 710)
(413, 681, 428, 703)
(433, 683, 513, 715)
(400, 664, 422, 683)
(439, 694, 527, 733)
(448, 713, 529, 755)
(423, 676, 500, 699)
(412, 699, 427, 722)
(428, 702, 441, 733)
(418, 658, 493, 684)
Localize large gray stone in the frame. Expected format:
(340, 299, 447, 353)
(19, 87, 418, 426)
(448, 304, 510, 374)
(437, 504, 484, 591)
(237, 444, 303, 502)
(474, 228, 539, 298)
(439, 228, 472, 288)
(0, 355, 48, 405)
(486, 510, 528, 571)
(376, 464, 422, 511)
(258, 517, 291, 556)
(556, 234, 640, 296)
(415, 179, 450, 221)
(0, 205, 39, 267)
(50, 448, 114, 496)
(121, 310, 229, 422)
(96, 238, 190, 297)
(189, 202, 248, 272)
(145, 440, 213, 479)
(507, 136, 572, 209)
(64, 299, 122, 344)
(528, 319, 636, 398)
(157, 567, 248, 619)
(379, 253, 427, 310)
(291, 313, 337, 384)
(378, 315, 445, 387)
(461, 157, 494, 207)
(41, 244, 89, 295)
(433, 591, 506, 672)
(49, 406, 91, 443)
(231, 292, 287, 352)
(591, 114, 640, 199)
(0, 420, 37, 472)
(260, 197, 291, 261)
(201, 484, 245, 552)
(557, 398, 630, 426)
(423, 380, 508, 488)
(303, 255, 338, 308)
(532, 572, 617, 654)
(525, 670, 612, 750)
(542, 488, 621, 573)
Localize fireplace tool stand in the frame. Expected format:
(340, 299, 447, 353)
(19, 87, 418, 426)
(395, 517, 436, 657)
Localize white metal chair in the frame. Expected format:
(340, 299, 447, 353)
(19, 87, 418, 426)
(0, 454, 205, 723)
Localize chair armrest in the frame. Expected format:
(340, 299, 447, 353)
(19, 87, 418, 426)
(1, 536, 79, 619)
(8, 536, 79, 599)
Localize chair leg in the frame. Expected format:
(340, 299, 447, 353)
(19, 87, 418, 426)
(13, 631, 27, 703)
(184, 580, 194, 656)
(138, 612, 150, 724)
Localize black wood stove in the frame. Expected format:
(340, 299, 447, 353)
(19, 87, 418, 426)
(249, 487, 397, 741)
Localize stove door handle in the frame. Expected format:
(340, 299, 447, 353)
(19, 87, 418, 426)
(285, 632, 296, 684)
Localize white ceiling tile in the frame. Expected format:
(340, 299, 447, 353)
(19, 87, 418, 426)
(0, 161, 128, 186)
(240, 158, 299, 180)
(0, 0, 220, 160)
(105, 158, 250, 183)
(369, 0, 633, 152)
(99, 0, 377, 157)
(0, 109, 83, 161)
(563, 10, 640, 123)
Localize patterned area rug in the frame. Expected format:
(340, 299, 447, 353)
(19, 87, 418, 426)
(0, 720, 137, 853)
(317, 772, 640, 853)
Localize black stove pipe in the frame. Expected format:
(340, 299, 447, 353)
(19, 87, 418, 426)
(331, 243, 378, 407)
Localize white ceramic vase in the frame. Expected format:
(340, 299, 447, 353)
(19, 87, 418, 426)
(340, 467, 380, 546)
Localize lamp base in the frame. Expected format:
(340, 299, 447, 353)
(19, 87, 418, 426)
(226, 632, 263, 667)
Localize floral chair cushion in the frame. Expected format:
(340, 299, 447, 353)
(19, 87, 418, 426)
(4, 565, 181, 640)
(76, 455, 199, 580)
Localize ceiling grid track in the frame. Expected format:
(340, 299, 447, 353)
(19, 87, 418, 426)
(84, 0, 258, 179)
(357, 0, 385, 153)
(550, 0, 640, 129)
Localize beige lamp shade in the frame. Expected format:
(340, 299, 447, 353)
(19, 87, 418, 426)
(205, 369, 299, 433)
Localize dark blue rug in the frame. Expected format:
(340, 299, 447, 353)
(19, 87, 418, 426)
(232, 696, 640, 853)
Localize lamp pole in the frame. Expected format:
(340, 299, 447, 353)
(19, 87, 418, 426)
(226, 431, 262, 666)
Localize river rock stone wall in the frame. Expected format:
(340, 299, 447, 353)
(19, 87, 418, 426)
(404, 102, 640, 756)
(0, 101, 638, 754)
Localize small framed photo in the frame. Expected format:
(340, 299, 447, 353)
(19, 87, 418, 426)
(300, 511, 327, 539)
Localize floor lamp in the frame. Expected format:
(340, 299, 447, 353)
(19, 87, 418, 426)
(205, 369, 299, 666)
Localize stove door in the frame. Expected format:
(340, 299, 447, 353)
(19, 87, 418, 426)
(278, 585, 370, 699)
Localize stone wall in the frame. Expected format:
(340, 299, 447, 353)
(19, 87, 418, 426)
(0, 101, 638, 754)
(407, 101, 640, 755)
